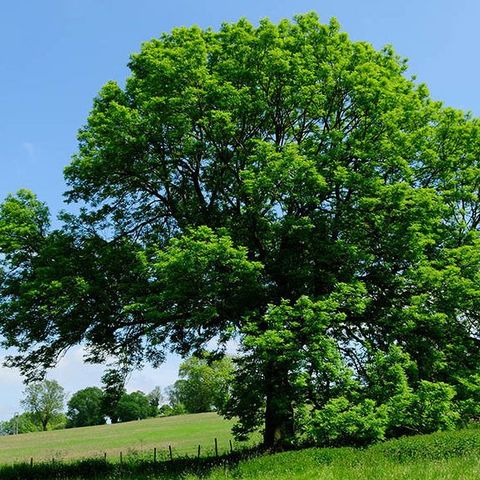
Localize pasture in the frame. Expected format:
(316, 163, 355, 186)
(0, 420, 479, 479)
(0, 412, 248, 464)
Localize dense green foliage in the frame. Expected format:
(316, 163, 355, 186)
(67, 380, 162, 427)
(168, 356, 234, 413)
(0, 412, 40, 435)
(1, 13, 480, 448)
(116, 391, 151, 422)
(100, 369, 127, 424)
(147, 386, 163, 416)
(66, 387, 106, 428)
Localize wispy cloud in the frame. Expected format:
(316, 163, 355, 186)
(22, 142, 35, 161)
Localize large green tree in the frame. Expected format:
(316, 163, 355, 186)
(2, 13, 480, 448)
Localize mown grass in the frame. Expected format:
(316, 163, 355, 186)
(0, 412, 254, 464)
(1, 424, 480, 479)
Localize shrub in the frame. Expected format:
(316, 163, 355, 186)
(455, 374, 480, 423)
(387, 381, 460, 436)
(303, 397, 388, 447)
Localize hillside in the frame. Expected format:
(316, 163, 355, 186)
(1, 425, 480, 479)
(195, 431, 480, 480)
(0, 412, 250, 464)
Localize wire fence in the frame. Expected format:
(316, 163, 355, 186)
(1, 438, 262, 480)
(10, 436, 257, 468)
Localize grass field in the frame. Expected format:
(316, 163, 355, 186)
(189, 427, 480, 480)
(2, 416, 480, 479)
(183, 454, 480, 479)
(0, 412, 251, 464)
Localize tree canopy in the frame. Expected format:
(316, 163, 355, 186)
(100, 369, 127, 424)
(116, 391, 151, 422)
(167, 355, 234, 413)
(66, 387, 106, 428)
(2, 13, 480, 448)
(21, 380, 65, 431)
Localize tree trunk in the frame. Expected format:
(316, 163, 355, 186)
(263, 362, 294, 450)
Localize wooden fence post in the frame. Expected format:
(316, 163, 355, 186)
(214, 438, 218, 457)
(154, 447, 157, 464)
(30, 457, 33, 468)
(229, 439, 233, 454)
(169, 445, 173, 461)
(197, 444, 201, 459)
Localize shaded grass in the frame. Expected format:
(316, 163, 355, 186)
(0, 447, 261, 480)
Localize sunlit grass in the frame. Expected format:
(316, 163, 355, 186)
(0, 412, 254, 464)
(1, 417, 480, 479)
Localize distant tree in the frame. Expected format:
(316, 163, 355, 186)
(0, 412, 39, 435)
(21, 379, 65, 431)
(49, 413, 68, 430)
(66, 387, 105, 428)
(168, 356, 234, 414)
(158, 404, 176, 417)
(116, 391, 151, 422)
(166, 380, 187, 414)
(100, 369, 126, 424)
(147, 386, 163, 417)
(0, 421, 11, 436)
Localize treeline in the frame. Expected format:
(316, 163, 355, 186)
(0, 356, 233, 435)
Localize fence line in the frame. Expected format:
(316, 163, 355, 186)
(10, 436, 253, 469)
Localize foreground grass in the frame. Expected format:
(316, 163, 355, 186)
(2, 426, 480, 479)
(0, 413, 251, 464)
(186, 455, 480, 480)
(193, 427, 480, 480)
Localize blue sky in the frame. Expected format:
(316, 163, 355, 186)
(1, 0, 479, 419)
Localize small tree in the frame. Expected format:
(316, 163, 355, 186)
(67, 386, 106, 428)
(21, 379, 65, 431)
(147, 386, 163, 417)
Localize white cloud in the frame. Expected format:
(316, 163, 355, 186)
(0, 346, 182, 420)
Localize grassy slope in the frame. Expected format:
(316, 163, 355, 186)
(0, 413, 249, 463)
(2, 417, 480, 479)
(188, 453, 480, 480)
(186, 427, 480, 480)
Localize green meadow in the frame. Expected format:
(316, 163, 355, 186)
(188, 437, 480, 480)
(0, 412, 247, 464)
(1, 416, 480, 479)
